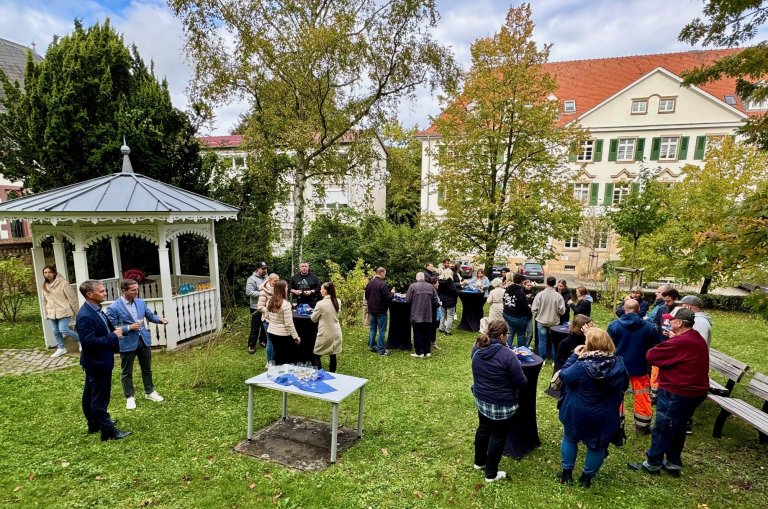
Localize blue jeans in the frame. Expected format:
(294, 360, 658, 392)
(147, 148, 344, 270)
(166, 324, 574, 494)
(561, 429, 606, 475)
(50, 317, 80, 348)
(503, 313, 529, 347)
(646, 388, 705, 468)
(263, 321, 274, 362)
(369, 312, 388, 353)
(536, 322, 554, 359)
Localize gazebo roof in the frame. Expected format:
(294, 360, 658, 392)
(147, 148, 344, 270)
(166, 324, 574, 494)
(0, 144, 238, 224)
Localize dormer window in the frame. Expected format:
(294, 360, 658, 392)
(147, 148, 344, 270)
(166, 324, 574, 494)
(564, 100, 576, 113)
(746, 98, 768, 110)
(724, 95, 737, 106)
(658, 97, 676, 113)
(631, 99, 648, 114)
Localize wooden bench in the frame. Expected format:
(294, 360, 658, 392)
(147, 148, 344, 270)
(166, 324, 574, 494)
(708, 372, 768, 443)
(708, 348, 749, 396)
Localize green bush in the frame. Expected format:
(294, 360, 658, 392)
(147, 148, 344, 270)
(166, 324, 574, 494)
(0, 256, 34, 322)
(327, 259, 371, 327)
(594, 289, 747, 313)
(745, 291, 768, 321)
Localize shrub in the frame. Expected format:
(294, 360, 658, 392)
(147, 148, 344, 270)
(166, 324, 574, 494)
(327, 259, 372, 327)
(745, 291, 768, 321)
(0, 257, 34, 322)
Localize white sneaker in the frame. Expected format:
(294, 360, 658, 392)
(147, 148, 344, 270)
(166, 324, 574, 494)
(78, 343, 82, 352)
(485, 471, 507, 483)
(425, 353, 432, 358)
(410, 353, 424, 358)
(51, 348, 67, 358)
(145, 391, 164, 403)
(126, 397, 137, 410)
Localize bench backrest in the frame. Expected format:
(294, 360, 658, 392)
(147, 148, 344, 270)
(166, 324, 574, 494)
(748, 372, 768, 402)
(710, 348, 749, 383)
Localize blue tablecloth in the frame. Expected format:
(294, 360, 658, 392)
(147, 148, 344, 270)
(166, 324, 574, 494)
(274, 369, 336, 394)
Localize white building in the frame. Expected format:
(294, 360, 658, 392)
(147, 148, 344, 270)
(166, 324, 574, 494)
(199, 134, 388, 254)
(417, 48, 760, 274)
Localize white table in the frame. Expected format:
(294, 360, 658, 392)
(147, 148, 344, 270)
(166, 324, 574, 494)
(245, 371, 368, 463)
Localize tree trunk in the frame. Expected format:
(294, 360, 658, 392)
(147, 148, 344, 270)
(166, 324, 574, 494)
(292, 164, 308, 271)
(631, 237, 638, 268)
(699, 277, 712, 295)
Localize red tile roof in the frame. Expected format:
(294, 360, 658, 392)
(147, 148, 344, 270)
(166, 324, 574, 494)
(418, 48, 750, 136)
(198, 135, 244, 148)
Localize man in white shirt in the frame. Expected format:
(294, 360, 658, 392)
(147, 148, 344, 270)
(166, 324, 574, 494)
(531, 276, 566, 359)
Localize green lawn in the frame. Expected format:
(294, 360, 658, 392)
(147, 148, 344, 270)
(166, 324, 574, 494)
(1, 300, 767, 508)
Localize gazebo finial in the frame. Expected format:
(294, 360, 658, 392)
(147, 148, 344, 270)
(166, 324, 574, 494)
(121, 137, 134, 174)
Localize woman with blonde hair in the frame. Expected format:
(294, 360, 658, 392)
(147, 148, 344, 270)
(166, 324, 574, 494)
(557, 328, 628, 488)
(41, 265, 80, 357)
(471, 320, 528, 483)
(486, 278, 505, 323)
(311, 282, 342, 372)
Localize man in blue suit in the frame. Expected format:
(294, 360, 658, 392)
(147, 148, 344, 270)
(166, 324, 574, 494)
(77, 279, 131, 441)
(106, 279, 169, 410)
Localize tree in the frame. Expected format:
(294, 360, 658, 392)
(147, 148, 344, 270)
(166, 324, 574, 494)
(609, 170, 668, 268)
(577, 206, 612, 278)
(383, 122, 422, 226)
(170, 0, 458, 268)
(0, 20, 206, 193)
(679, 1, 768, 149)
(630, 139, 768, 292)
(432, 4, 585, 268)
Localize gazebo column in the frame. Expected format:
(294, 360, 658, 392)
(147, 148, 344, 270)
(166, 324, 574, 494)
(207, 221, 222, 330)
(71, 227, 89, 297)
(171, 237, 181, 277)
(157, 225, 180, 350)
(31, 230, 56, 348)
(51, 235, 69, 282)
(110, 236, 122, 279)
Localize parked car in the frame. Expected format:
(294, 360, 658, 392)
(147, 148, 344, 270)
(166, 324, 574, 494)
(489, 264, 509, 281)
(518, 261, 545, 283)
(458, 259, 474, 279)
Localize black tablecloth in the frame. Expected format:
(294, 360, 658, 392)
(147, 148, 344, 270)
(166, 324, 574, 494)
(292, 312, 318, 363)
(549, 325, 570, 361)
(386, 300, 412, 350)
(504, 353, 544, 459)
(458, 292, 486, 332)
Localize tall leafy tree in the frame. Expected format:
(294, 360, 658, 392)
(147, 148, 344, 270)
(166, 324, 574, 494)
(432, 4, 585, 268)
(630, 139, 768, 292)
(679, 1, 768, 149)
(170, 0, 457, 267)
(609, 169, 668, 269)
(0, 20, 206, 193)
(383, 122, 422, 226)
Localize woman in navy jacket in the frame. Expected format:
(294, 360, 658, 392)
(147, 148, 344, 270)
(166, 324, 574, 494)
(557, 327, 628, 488)
(471, 320, 528, 483)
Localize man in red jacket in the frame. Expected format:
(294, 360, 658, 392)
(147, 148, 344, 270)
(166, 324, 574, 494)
(628, 308, 708, 477)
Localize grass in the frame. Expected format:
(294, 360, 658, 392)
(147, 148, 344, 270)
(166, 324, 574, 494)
(1, 299, 768, 508)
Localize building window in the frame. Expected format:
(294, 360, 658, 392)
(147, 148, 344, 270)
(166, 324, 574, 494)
(564, 236, 579, 249)
(597, 231, 609, 250)
(658, 98, 676, 113)
(573, 183, 590, 204)
(724, 95, 737, 106)
(631, 99, 647, 114)
(616, 138, 636, 162)
(564, 265, 576, 271)
(659, 136, 679, 160)
(564, 100, 576, 113)
(746, 98, 768, 110)
(613, 183, 630, 205)
(576, 140, 594, 162)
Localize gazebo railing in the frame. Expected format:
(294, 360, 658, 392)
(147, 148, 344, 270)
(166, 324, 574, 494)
(100, 297, 168, 347)
(174, 288, 217, 341)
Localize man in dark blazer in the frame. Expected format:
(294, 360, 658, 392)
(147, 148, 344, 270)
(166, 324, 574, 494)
(77, 279, 131, 441)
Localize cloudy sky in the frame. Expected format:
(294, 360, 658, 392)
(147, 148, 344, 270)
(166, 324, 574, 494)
(2, 0, 765, 135)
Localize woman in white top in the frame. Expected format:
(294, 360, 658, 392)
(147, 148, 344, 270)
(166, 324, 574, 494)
(266, 280, 300, 365)
(310, 282, 343, 372)
(486, 277, 505, 322)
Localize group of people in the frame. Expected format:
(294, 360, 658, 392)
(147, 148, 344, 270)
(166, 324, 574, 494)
(246, 261, 343, 373)
(470, 281, 712, 488)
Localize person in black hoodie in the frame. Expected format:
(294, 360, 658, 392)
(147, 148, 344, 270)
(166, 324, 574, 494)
(471, 320, 528, 483)
(364, 267, 395, 356)
(438, 269, 458, 335)
(553, 314, 593, 373)
(566, 286, 592, 318)
(502, 273, 532, 348)
(557, 280, 572, 325)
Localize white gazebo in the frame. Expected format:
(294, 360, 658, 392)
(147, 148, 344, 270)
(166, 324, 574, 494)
(0, 144, 238, 350)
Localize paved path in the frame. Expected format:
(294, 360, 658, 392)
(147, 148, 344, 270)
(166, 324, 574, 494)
(0, 349, 78, 376)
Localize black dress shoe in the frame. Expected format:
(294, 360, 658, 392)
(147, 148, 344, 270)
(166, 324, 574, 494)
(101, 429, 132, 441)
(88, 420, 118, 434)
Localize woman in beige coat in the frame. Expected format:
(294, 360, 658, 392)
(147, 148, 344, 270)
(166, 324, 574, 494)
(41, 265, 80, 357)
(487, 277, 505, 322)
(310, 282, 342, 372)
(257, 273, 278, 364)
(266, 280, 300, 365)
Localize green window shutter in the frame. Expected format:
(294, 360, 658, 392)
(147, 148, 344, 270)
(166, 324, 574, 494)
(437, 184, 445, 206)
(634, 138, 646, 161)
(678, 136, 690, 160)
(589, 183, 599, 206)
(631, 182, 641, 194)
(693, 136, 706, 160)
(568, 151, 577, 163)
(650, 137, 661, 161)
(593, 139, 604, 162)
(607, 139, 618, 162)
(604, 183, 614, 206)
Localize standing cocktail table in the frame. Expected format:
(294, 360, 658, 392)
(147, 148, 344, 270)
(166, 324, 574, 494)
(245, 372, 368, 462)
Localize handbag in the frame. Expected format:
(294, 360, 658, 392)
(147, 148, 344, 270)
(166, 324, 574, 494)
(549, 369, 563, 392)
(610, 421, 628, 447)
